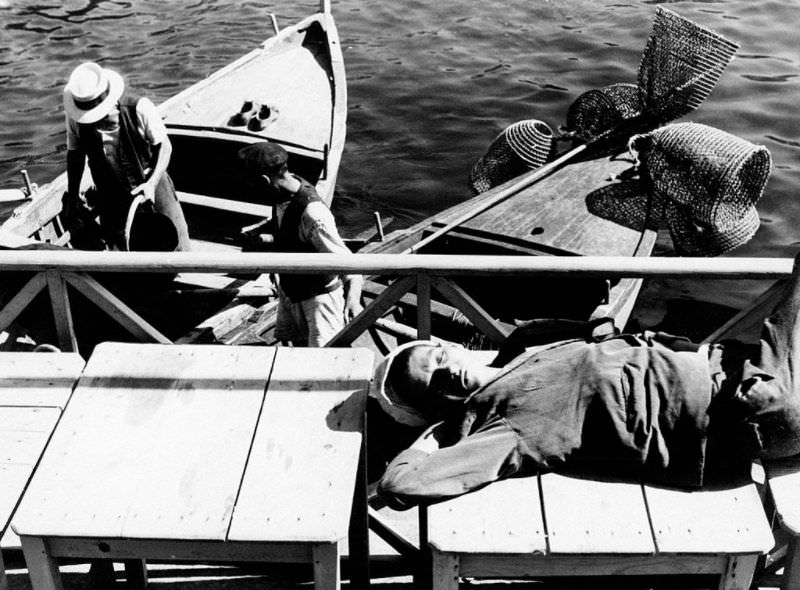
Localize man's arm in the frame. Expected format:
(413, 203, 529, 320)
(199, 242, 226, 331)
(303, 201, 364, 319)
(377, 417, 522, 510)
(131, 97, 172, 203)
(131, 137, 171, 204)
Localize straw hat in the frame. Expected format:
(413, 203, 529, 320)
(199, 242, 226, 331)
(370, 340, 440, 427)
(63, 62, 125, 124)
(588, 122, 771, 256)
(469, 119, 554, 195)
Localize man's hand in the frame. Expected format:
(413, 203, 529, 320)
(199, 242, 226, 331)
(344, 290, 363, 321)
(131, 182, 156, 204)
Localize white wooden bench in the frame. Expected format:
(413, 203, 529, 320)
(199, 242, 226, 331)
(0, 352, 85, 590)
(427, 472, 774, 590)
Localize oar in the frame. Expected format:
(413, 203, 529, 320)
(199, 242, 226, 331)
(405, 7, 738, 255)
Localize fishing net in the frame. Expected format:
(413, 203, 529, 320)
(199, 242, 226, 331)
(564, 83, 644, 142)
(563, 7, 738, 142)
(468, 119, 554, 195)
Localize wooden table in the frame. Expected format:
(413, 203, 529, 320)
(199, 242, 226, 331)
(0, 352, 85, 590)
(12, 343, 372, 590)
(428, 473, 774, 590)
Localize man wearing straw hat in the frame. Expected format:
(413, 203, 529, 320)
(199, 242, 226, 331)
(373, 253, 800, 510)
(63, 61, 190, 251)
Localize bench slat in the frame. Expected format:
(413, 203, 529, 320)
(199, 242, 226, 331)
(12, 343, 275, 541)
(541, 473, 654, 554)
(229, 348, 372, 543)
(428, 477, 546, 554)
(765, 457, 800, 535)
(0, 408, 60, 536)
(0, 353, 84, 408)
(645, 483, 774, 554)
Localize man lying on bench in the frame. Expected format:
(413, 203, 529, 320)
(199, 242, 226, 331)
(373, 253, 800, 510)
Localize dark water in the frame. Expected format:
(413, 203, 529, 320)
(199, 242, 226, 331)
(1, 0, 798, 329)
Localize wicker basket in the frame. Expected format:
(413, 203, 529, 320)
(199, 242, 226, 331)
(468, 120, 554, 195)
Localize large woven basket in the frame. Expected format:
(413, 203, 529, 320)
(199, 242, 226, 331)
(468, 120, 554, 194)
(564, 83, 644, 141)
(632, 122, 772, 255)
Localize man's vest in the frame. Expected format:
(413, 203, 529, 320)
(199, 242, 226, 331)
(77, 94, 153, 204)
(275, 179, 341, 302)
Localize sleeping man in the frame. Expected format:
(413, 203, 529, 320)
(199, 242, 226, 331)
(374, 253, 800, 510)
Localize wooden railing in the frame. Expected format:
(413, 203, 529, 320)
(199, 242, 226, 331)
(0, 250, 792, 353)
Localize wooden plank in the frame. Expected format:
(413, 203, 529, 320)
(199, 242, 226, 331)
(427, 477, 546, 554)
(177, 191, 272, 218)
(765, 457, 800, 534)
(720, 554, 759, 590)
(462, 154, 649, 257)
(540, 473, 654, 554)
(162, 27, 332, 152)
(431, 276, 510, 344)
(228, 347, 372, 543)
(19, 536, 64, 590)
(645, 483, 773, 554)
(312, 542, 340, 590)
(13, 343, 275, 541)
(0, 352, 84, 408)
(45, 272, 77, 352)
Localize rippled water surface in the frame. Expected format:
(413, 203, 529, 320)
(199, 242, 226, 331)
(1, 0, 798, 326)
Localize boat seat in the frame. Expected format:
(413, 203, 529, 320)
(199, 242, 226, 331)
(0, 352, 85, 588)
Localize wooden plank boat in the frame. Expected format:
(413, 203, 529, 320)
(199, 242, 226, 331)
(0, 1, 346, 346)
(356, 149, 658, 343)
(0, 0, 345, 256)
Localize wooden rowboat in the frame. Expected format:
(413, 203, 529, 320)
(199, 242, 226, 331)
(0, 1, 346, 347)
(352, 149, 658, 346)
(1, 0, 344, 256)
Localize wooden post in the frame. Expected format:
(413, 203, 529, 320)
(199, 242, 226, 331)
(416, 274, 431, 340)
(45, 271, 77, 352)
(0, 553, 7, 590)
(348, 432, 370, 589)
(312, 542, 340, 590)
(19, 536, 64, 590)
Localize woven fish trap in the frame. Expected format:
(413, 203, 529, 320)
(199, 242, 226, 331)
(633, 122, 772, 228)
(564, 83, 644, 141)
(666, 201, 761, 256)
(469, 120, 554, 194)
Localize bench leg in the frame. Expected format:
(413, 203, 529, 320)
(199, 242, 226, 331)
(782, 536, 800, 590)
(20, 536, 64, 590)
(1, 551, 8, 590)
(313, 542, 340, 590)
(431, 549, 459, 590)
(124, 559, 148, 589)
(718, 553, 758, 590)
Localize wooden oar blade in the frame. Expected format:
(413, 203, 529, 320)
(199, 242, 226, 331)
(637, 6, 739, 123)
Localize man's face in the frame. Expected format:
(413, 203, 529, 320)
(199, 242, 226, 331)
(405, 344, 487, 411)
(92, 106, 120, 132)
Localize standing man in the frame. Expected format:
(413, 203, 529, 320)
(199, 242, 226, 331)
(237, 141, 363, 347)
(63, 61, 190, 251)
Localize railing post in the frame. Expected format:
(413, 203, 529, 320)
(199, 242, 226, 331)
(417, 273, 431, 340)
(45, 271, 77, 352)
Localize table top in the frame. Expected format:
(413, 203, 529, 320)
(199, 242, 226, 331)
(12, 343, 372, 544)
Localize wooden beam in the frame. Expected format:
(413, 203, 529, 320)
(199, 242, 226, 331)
(63, 273, 171, 344)
(0, 251, 792, 280)
(326, 276, 415, 347)
(0, 272, 47, 332)
(45, 271, 77, 352)
(431, 277, 510, 344)
(416, 274, 431, 340)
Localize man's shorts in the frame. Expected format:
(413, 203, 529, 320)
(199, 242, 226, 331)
(274, 286, 345, 347)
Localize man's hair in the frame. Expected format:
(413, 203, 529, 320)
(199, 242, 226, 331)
(386, 344, 435, 411)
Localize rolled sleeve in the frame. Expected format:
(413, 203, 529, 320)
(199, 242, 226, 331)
(135, 97, 168, 145)
(378, 417, 522, 510)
